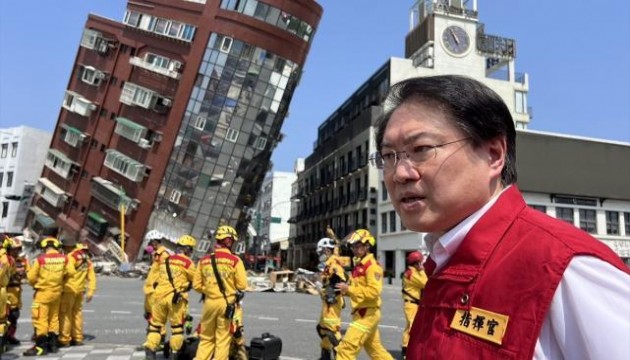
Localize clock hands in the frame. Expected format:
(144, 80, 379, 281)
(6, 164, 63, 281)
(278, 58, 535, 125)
(448, 27, 460, 45)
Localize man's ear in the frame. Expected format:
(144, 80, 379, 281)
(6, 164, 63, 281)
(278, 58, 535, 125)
(486, 136, 507, 177)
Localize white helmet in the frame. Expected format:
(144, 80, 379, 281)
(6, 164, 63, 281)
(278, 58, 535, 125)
(145, 229, 166, 242)
(316, 237, 336, 255)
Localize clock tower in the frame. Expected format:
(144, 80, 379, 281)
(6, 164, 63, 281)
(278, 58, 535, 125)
(403, 0, 530, 128)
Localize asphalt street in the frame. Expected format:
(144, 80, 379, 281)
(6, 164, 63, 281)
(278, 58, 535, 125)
(7, 275, 407, 359)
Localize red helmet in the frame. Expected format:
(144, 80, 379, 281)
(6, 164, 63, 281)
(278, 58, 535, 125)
(406, 251, 423, 265)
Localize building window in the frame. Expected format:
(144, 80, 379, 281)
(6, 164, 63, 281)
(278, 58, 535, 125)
(123, 11, 142, 27)
(120, 82, 156, 109)
(6, 172, 13, 187)
(579, 209, 597, 234)
(80, 66, 104, 86)
(556, 207, 574, 225)
(381, 212, 387, 234)
(0, 172, 3, 187)
(1, 202, 7, 218)
(103, 150, 147, 182)
(1, 144, 7, 158)
(515, 91, 527, 114)
(10, 142, 18, 157)
(389, 211, 396, 233)
(529, 204, 546, 213)
(225, 128, 239, 143)
(624, 213, 630, 236)
(193, 115, 207, 130)
(253, 137, 267, 150)
(170, 189, 182, 204)
(145, 53, 170, 69)
(606, 211, 619, 235)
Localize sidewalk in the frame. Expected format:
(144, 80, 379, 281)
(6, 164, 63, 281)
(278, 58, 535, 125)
(3, 342, 147, 359)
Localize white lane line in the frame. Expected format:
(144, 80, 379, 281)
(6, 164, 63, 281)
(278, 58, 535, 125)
(258, 316, 279, 321)
(83, 309, 95, 313)
(295, 319, 316, 323)
(110, 310, 132, 314)
(378, 324, 399, 330)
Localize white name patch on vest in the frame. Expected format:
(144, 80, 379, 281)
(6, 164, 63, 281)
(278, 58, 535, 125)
(450, 307, 509, 345)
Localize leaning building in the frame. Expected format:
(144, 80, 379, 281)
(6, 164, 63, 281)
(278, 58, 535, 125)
(25, 0, 322, 260)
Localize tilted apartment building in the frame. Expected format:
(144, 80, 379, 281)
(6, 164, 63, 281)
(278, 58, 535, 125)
(26, 0, 322, 260)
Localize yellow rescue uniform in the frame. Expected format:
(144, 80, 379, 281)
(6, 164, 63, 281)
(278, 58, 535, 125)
(59, 248, 96, 345)
(336, 253, 393, 360)
(143, 246, 169, 317)
(0, 248, 14, 335)
(194, 248, 247, 360)
(318, 254, 347, 351)
(144, 253, 195, 353)
(401, 266, 427, 352)
(27, 249, 75, 337)
(7, 255, 29, 340)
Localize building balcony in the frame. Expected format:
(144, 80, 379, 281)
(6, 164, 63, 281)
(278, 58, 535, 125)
(130, 56, 182, 80)
(62, 90, 97, 118)
(35, 177, 67, 208)
(45, 149, 79, 179)
(90, 177, 138, 213)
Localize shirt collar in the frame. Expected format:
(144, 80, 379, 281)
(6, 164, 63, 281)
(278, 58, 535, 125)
(424, 186, 510, 273)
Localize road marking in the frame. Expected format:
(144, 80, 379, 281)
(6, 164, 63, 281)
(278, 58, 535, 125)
(83, 309, 95, 313)
(378, 324, 399, 330)
(295, 319, 316, 323)
(258, 316, 279, 321)
(110, 310, 132, 315)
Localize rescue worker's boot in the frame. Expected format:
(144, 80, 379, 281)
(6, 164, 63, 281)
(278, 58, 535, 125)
(320, 348, 334, 360)
(7, 309, 20, 345)
(6, 324, 20, 345)
(402, 346, 407, 360)
(47, 333, 59, 353)
(0, 336, 5, 355)
(144, 346, 157, 360)
(23, 335, 48, 356)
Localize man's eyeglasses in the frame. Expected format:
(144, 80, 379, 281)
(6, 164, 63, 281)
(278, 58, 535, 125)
(369, 138, 470, 170)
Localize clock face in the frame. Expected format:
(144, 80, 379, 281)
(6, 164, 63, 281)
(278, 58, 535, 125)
(442, 25, 470, 55)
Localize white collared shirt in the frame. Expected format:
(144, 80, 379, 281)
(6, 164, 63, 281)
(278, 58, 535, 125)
(424, 188, 630, 360)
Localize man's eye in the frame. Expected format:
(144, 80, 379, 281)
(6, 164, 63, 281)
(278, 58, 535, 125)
(411, 145, 433, 154)
(381, 152, 396, 161)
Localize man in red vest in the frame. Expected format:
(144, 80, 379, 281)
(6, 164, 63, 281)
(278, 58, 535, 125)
(373, 75, 629, 359)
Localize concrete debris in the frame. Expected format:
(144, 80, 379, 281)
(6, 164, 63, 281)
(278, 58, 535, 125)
(244, 268, 322, 296)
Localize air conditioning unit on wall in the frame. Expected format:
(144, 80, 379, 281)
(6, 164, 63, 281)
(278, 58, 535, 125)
(138, 138, 152, 149)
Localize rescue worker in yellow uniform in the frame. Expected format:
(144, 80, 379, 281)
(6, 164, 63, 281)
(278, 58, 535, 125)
(228, 290, 247, 360)
(316, 237, 347, 360)
(194, 225, 247, 360)
(142, 230, 170, 347)
(59, 240, 96, 347)
(143, 235, 196, 360)
(24, 237, 76, 357)
(400, 251, 427, 359)
(335, 229, 393, 360)
(0, 236, 15, 355)
(6, 237, 30, 346)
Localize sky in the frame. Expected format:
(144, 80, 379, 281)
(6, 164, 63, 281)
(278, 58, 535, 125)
(1, 1, 629, 173)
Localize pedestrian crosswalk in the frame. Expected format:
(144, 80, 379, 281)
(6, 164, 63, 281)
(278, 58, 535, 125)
(4, 343, 308, 359)
(4, 343, 146, 359)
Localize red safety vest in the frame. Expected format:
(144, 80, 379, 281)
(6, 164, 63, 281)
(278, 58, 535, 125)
(407, 186, 629, 359)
